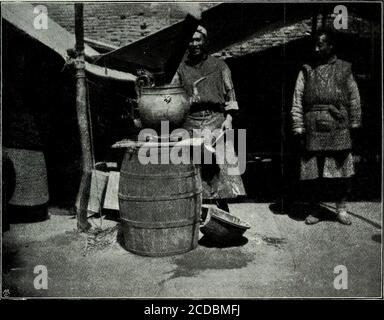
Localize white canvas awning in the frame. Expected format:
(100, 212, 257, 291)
(2, 2, 136, 82)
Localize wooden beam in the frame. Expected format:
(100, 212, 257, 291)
(74, 3, 92, 231)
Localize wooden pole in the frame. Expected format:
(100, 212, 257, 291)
(321, 9, 327, 29)
(74, 3, 92, 231)
(311, 9, 319, 35)
(320, 6, 328, 29)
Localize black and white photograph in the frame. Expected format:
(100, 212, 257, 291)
(1, 0, 382, 303)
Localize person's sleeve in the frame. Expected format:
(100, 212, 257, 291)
(170, 70, 182, 86)
(291, 70, 305, 135)
(222, 64, 239, 111)
(347, 73, 362, 129)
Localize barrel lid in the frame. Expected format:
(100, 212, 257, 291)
(112, 137, 203, 149)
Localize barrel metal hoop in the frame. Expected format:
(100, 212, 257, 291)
(121, 217, 200, 229)
(125, 246, 197, 257)
(120, 170, 197, 178)
(119, 189, 202, 201)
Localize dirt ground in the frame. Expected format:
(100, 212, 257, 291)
(2, 201, 382, 298)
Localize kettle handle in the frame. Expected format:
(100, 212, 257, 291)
(192, 76, 207, 96)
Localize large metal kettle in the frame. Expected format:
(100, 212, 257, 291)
(137, 75, 206, 131)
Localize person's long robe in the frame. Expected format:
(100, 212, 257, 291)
(175, 55, 246, 199)
(291, 56, 362, 180)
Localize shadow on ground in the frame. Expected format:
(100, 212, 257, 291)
(372, 233, 381, 243)
(269, 202, 337, 222)
(162, 246, 255, 282)
(2, 248, 24, 275)
(198, 235, 248, 248)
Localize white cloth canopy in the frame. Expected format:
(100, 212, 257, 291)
(2, 2, 136, 82)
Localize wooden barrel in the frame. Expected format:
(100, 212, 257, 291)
(118, 145, 202, 256)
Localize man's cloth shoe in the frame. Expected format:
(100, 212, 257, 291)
(336, 210, 352, 225)
(305, 214, 320, 225)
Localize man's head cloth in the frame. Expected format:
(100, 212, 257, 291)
(196, 25, 208, 39)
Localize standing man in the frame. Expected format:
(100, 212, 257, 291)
(291, 29, 362, 225)
(173, 25, 246, 212)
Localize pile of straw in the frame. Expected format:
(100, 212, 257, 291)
(82, 225, 119, 256)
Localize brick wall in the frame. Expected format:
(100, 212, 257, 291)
(40, 2, 373, 57)
(215, 20, 312, 58)
(42, 2, 214, 47)
(217, 13, 372, 58)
